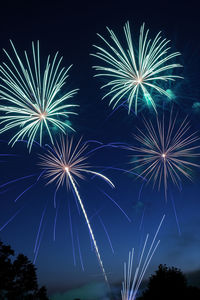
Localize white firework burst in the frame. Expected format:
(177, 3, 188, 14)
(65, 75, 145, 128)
(0, 41, 78, 151)
(92, 21, 182, 114)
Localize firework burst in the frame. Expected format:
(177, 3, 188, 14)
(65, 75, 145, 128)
(0, 41, 78, 151)
(92, 22, 182, 114)
(39, 136, 114, 284)
(130, 110, 200, 198)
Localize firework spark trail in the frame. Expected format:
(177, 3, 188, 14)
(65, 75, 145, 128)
(33, 219, 46, 264)
(71, 183, 81, 215)
(0, 171, 44, 235)
(138, 181, 145, 202)
(16, 139, 44, 150)
(53, 190, 57, 208)
(102, 98, 139, 124)
(101, 99, 135, 124)
(93, 166, 147, 215)
(67, 169, 109, 283)
(0, 174, 37, 189)
(85, 141, 129, 157)
(88, 208, 114, 254)
(0, 153, 19, 163)
(53, 197, 60, 241)
(100, 189, 131, 223)
(34, 202, 48, 255)
(92, 166, 147, 182)
(170, 193, 181, 236)
(131, 110, 200, 199)
(77, 232, 84, 271)
(68, 198, 76, 266)
(121, 215, 165, 300)
(0, 207, 24, 232)
(88, 209, 104, 252)
(132, 215, 165, 298)
(39, 136, 116, 284)
(92, 21, 182, 114)
(90, 207, 104, 221)
(0, 41, 78, 151)
(0, 189, 9, 194)
(89, 230, 94, 252)
(14, 170, 45, 202)
(89, 208, 114, 253)
(98, 216, 114, 254)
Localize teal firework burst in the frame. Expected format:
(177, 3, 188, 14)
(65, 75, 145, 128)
(0, 41, 78, 151)
(92, 22, 182, 114)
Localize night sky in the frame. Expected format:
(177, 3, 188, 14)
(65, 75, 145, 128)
(1, 1, 200, 299)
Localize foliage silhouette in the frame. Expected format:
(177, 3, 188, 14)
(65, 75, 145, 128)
(138, 264, 200, 300)
(0, 240, 49, 300)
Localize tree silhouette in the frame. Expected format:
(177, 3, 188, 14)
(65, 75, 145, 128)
(0, 240, 49, 299)
(0, 240, 14, 295)
(139, 264, 200, 300)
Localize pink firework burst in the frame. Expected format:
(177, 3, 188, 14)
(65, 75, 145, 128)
(130, 110, 200, 198)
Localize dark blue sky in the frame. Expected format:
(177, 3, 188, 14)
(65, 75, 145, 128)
(0, 0, 200, 298)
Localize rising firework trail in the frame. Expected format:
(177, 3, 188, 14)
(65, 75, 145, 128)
(0, 41, 78, 151)
(92, 21, 182, 114)
(130, 109, 200, 199)
(0, 139, 144, 268)
(39, 136, 115, 284)
(121, 215, 165, 300)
